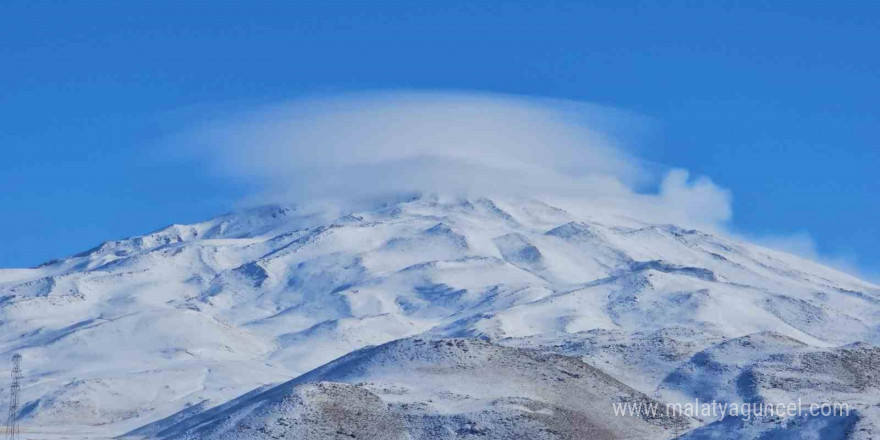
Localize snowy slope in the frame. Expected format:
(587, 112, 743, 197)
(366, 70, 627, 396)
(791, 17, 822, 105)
(0, 195, 877, 439)
(148, 338, 691, 440)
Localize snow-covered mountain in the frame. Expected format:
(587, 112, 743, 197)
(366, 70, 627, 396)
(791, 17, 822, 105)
(1, 195, 877, 439)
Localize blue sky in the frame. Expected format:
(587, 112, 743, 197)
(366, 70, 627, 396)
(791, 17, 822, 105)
(0, 1, 877, 278)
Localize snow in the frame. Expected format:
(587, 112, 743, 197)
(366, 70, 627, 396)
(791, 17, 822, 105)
(0, 195, 877, 439)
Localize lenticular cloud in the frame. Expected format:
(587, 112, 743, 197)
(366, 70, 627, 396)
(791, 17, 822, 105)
(177, 90, 732, 230)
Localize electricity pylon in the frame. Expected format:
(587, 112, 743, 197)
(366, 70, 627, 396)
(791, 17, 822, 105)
(4, 354, 21, 440)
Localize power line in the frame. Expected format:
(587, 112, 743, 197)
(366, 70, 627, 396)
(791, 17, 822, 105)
(5, 354, 21, 440)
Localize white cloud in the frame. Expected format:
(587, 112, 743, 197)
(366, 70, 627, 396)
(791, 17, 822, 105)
(174, 90, 733, 231)
(656, 169, 733, 226)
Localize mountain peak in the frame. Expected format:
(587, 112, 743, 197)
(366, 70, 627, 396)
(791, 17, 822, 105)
(1, 197, 877, 438)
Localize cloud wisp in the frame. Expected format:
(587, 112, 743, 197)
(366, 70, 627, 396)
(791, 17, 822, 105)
(175, 90, 733, 230)
(753, 231, 878, 284)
